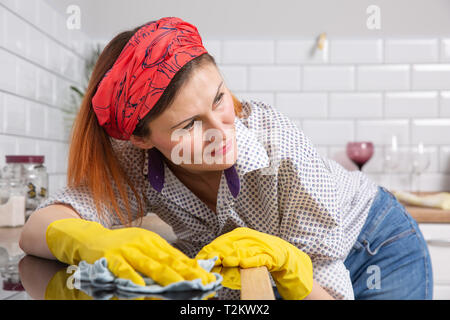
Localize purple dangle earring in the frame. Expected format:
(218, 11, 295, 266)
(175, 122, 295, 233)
(146, 148, 165, 193)
(224, 164, 240, 198)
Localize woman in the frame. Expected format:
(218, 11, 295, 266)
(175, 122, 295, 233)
(19, 17, 432, 300)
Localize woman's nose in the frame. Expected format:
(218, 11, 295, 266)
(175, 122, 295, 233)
(206, 115, 225, 132)
(204, 116, 232, 143)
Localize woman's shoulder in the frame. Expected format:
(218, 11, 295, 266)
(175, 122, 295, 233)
(239, 99, 316, 162)
(239, 99, 297, 133)
(109, 138, 152, 188)
(110, 138, 144, 166)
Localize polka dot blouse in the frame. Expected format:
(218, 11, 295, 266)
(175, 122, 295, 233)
(37, 99, 379, 300)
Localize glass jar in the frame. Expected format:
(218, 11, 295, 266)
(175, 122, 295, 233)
(1, 160, 24, 181)
(4, 156, 49, 219)
(0, 176, 26, 227)
(0, 171, 10, 205)
(0, 168, 8, 204)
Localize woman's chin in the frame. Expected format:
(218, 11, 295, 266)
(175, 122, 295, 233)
(184, 154, 237, 172)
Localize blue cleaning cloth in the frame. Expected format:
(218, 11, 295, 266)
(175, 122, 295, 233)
(72, 256, 223, 300)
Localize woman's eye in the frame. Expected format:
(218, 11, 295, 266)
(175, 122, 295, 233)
(215, 92, 224, 104)
(182, 93, 224, 130)
(183, 119, 195, 130)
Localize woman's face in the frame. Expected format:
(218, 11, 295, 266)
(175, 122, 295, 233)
(130, 63, 237, 175)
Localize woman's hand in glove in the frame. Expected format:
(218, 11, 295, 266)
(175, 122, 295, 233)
(46, 218, 217, 287)
(195, 227, 313, 300)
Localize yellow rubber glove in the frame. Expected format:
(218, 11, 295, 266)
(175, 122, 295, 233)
(46, 218, 216, 287)
(210, 266, 241, 290)
(195, 227, 313, 300)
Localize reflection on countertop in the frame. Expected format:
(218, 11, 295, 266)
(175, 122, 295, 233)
(0, 225, 28, 300)
(16, 255, 224, 300)
(0, 249, 27, 300)
(1, 252, 241, 300)
(0, 215, 243, 300)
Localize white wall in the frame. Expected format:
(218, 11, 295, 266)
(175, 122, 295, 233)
(0, 0, 90, 194)
(44, 0, 450, 40)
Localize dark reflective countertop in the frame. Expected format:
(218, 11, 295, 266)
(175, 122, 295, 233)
(0, 221, 243, 300)
(0, 251, 244, 300)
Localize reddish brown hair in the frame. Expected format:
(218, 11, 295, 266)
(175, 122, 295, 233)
(67, 24, 243, 227)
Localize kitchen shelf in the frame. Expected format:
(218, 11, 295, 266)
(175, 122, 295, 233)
(393, 191, 450, 224)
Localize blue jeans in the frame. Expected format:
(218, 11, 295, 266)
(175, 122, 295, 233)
(273, 186, 433, 300)
(343, 186, 433, 299)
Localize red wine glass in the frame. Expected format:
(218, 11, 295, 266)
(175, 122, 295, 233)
(346, 142, 374, 171)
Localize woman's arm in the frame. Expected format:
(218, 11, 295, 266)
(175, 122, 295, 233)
(19, 204, 82, 260)
(303, 279, 335, 300)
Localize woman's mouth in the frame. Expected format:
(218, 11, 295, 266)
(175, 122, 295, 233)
(211, 139, 232, 157)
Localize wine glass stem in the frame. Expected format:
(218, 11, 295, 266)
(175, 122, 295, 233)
(411, 172, 420, 194)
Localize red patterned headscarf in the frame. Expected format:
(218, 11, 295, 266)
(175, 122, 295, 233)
(92, 17, 208, 140)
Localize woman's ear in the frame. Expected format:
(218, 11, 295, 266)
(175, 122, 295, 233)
(129, 135, 155, 149)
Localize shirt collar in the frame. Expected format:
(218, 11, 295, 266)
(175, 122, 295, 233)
(146, 102, 270, 200)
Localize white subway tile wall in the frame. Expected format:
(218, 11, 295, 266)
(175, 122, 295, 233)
(215, 36, 450, 191)
(303, 65, 355, 91)
(0, 0, 89, 195)
(442, 39, 450, 62)
(330, 39, 383, 64)
(276, 39, 328, 64)
(1, 0, 450, 194)
(385, 39, 439, 63)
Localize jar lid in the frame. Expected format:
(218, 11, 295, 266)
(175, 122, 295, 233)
(5, 155, 45, 164)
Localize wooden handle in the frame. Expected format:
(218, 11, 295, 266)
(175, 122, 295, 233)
(240, 266, 275, 300)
